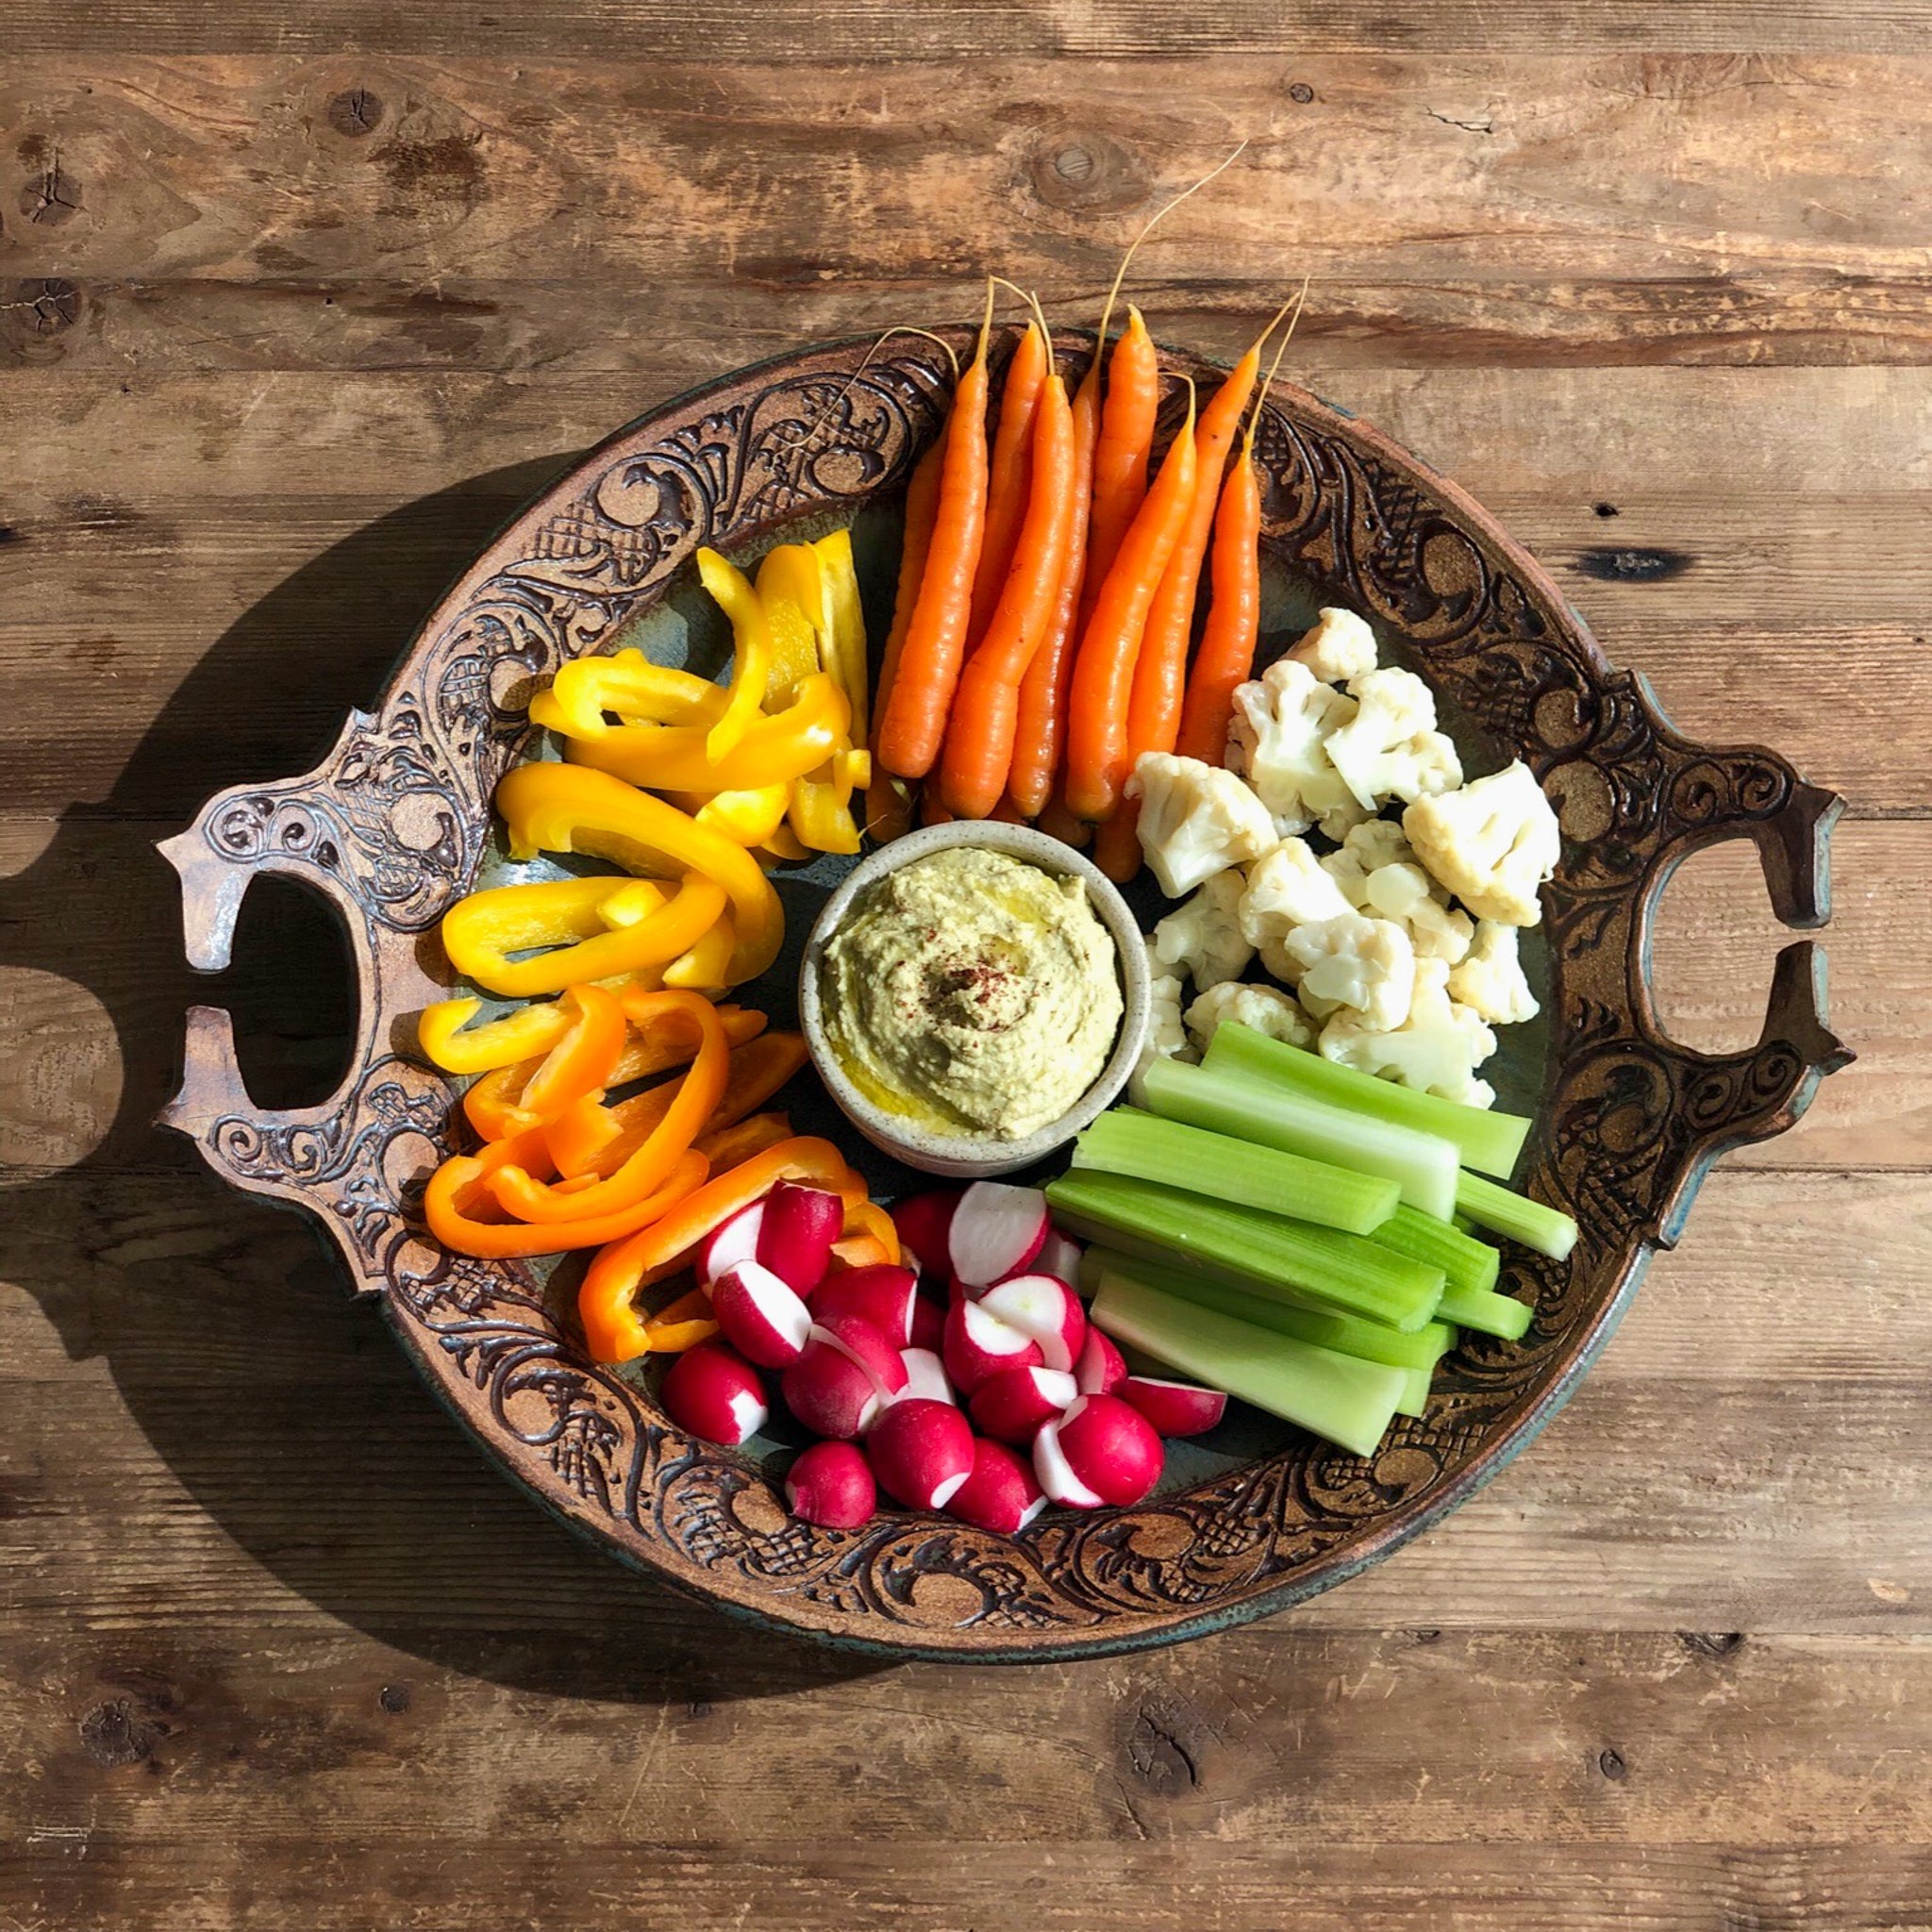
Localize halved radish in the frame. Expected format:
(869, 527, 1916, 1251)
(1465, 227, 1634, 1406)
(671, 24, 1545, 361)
(1033, 1228, 1083, 1289)
(708, 1260, 812, 1368)
(661, 1341, 768, 1446)
(780, 1315, 907, 1439)
(1075, 1325, 1127, 1397)
(891, 1189, 960, 1280)
(698, 1200, 765, 1288)
(969, 1365, 1078, 1446)
(866, 1399, 974, 1510)
(1120, 1375, 1228, 1438)
(947, 1438, 1046, 1534)
(896, 1347, 954, 1406)
(976, 1274, 1086, 1374)
(1054, 1393, 1164, 1506)
(946, 1181, 1050, 1288)
(941, 1296, 1042, 1397)
(909, 1295, 945, 1353)
(809, 1264, 918, 1347)
(785, 1441, 875, 1528)
(1032, 1415, 1103, 1509)
(756, 1181, 844, 1296)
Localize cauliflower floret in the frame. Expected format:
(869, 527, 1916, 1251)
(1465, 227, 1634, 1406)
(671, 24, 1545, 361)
(1227, 658, 1362, 837)
(1238, 839, 1355, 955)
(1286, 607, 1377, 686)
(1129, 938, 1199, 1108)
(1150, 870, 1253, 992)
(1359, 860, 1474, 966)
(1344, 819, 1417, 872)
(1403, 759, 1561, 927)
(1185, 981, 1315, 1056)
(1447, 920, 1540, 1025)
(1323, 667, 1465, 811)
(1128, 753, 1278, 899)
(1319, 958, 1497, 1108)
(1279, 914, 1416, 1032)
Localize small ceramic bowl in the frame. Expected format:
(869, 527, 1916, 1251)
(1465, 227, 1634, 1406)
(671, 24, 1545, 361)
(797, 821, 1151, 1179)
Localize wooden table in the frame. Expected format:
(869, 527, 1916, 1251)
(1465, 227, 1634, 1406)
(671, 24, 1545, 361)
(3, 12, 1927, 1927)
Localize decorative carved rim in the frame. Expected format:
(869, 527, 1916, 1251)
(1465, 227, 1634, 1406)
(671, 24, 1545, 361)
(158, 332, 1852, 1660)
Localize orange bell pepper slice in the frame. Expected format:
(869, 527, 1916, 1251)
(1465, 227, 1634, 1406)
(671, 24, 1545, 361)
(495, 762, 784, 985)
(518, 984, 625, 1118)
(544, 1094, 625, 1178)
(586, 1031, 808, 1178)
(692, 1109, 793, 1170)
(827, 1234, 893, 1272)
(578, 1137, 861, 1364)
(840, 1199, 902, 1266)
(427, 1147, 709, 1261)
(489, 993, 727, 1224)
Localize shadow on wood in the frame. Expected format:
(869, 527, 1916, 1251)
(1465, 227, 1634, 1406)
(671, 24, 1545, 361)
(0, 456, 888, 1705)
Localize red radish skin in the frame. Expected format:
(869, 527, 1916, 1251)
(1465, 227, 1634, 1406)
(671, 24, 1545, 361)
(1054, 1393, 1164, 1506)
(1075, 1325, 1127, 1397)
(977, 1274, 1086, 1374)
(947, 1438, 1046, 1534)
(909, 1295, 945, 1352)
(708, 1259, 813, 1368)
(780, 1316, 908, 1439)
(1032, 1415, 1104, 1509)
(941, 1296, 1043, 1396)
(785, 1441, 876, 1528)
(1120, 1375, 1228, 1437)
(946, 1181, 1050, 1287)
(866, 1399, 975, 1510)
(697, 1200, 765, 1288)
(756, 1181, 844, 1295)
(891, 1190, 961, 1280)
(661, 1341, 769, 1447)
(811, 1312, 909, 1400)
(1034, 1228, 1084, 1287)
(969, 1365, 1078, 1445)
(809, 1264, 918, 1345)
(897, 1347, 954, 1405)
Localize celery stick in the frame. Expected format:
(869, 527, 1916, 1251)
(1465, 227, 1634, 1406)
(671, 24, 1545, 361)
(1455, 1170, 1579, 1262)
(1091, 1270, 1407, 1459)
(1392, 1362, 1436, 1418)
(1434, 1278, 1534, 1341)
(1081, 1247, 1456, 1372)
(1141, 1056, 1457, 1222)
(1368, 1206, 1501, 1298)
(1205, 1023, 1530, 1178)
(1046, 1170, 1443, 1331)
(1072, 1109, 1399, 1236)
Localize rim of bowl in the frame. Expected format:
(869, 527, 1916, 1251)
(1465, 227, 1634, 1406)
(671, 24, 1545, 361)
(798, 821, 1153, 1178)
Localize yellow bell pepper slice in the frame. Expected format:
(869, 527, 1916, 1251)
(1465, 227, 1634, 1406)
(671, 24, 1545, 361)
(758, 823, 811, 865)
(563, 674, 848, 794)
(694, 548, 771, 762)
(494, 761, 784, 984)
(415, 995, 575, 1074)
(664, 912, 735, 991)
(530, 648, 725, 739)
(788, 762, 861, 855)
(596, 878, 671, 927)
(812, 528, 871, 747)
(755, 546, 825, 706)
(668, 784, 792, 847)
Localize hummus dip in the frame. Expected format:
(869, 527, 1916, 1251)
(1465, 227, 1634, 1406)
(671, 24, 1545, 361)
(822, 846, 1124, 1141)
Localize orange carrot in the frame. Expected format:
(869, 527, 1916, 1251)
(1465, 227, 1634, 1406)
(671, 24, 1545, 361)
(1082, 306, 1159, 614)
(866, 435, 943, 839)
(876, 285, 995, 779)
(966, 318, 1048, 647)
(939, 344, 1076, 818)
(1064, 380, 1199, 821)
(1092, 807, 1143, 881)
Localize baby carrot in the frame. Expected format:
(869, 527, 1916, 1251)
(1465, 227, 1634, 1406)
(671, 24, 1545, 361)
(1064, 379, 1199, 821)
(966, 317, 1049, 648)
(876, 283, 995, 780)
(865, 433, 943, 840)
(1083, 306, 1159, 616)
(939, 353, 1076, 819)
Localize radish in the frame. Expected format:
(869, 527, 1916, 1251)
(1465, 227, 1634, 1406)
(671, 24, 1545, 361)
(941, 1296, 1042, 1397)
(1075, 1325, 1126, 1397)
(708, 1260, 812, 1369)
(809, 1264, 918, 1347)
(785, 1441, 876, 1529)
(661, 1341, 768, 1447)
(780, 1315, 907, 1439)
(1120, 1375, 1228, 1438)
(890, 1189, 960, 1279)
(865, 1399, 974, 1510)
(1054, 1393, 1164, 1506)
(897, 1347, 954, 1406)
(1032, 1415, 1103, 1509)
(697, 1200, 764, 1288)
(1034, 1228, 1084, 1289)
(909, 1295, 945, 1353)
(946, 1181, 1050, 1288)
(755, 1181, 843, 1296)
(947, 1438, 1046, 1534)
(976, 1274, 1086, 1374)
(969, 1365, 1078, 1446)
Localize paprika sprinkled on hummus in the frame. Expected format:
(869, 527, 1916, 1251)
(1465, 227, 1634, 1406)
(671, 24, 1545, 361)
(822, 846, 1123, 1140)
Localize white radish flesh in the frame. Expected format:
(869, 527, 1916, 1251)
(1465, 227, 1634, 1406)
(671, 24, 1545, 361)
(809, 1264, 918, 1346)
(661, 1342, 768, 1447)
(897, 1347, 954, 1406)
(865, 1399, 975, 1510)
(941, 1297, 1043, 1397)
(1033, 1228, 1084, 1289)
(1075, 1325, 1127, 1397)
(708, 1260, 813, 1368)
(1032, 1416, 1104, 1509)
(1054, 1393, 1164, 1506)
(785, 1441, 876, 1528)
(947, 1438, 1046, 1534)
(698, 1200, 765, 1289)
(969, 1365, 1078, 1446)
(946, 1181, 1050, 1287)
(976, 1274, 1087, 1374)
(756, 1182, 844, 1296)
(1119, 1375, 1228, 1438)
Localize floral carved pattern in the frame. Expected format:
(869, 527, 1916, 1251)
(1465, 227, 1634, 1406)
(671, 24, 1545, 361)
(166, 333, 1849, 1658)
